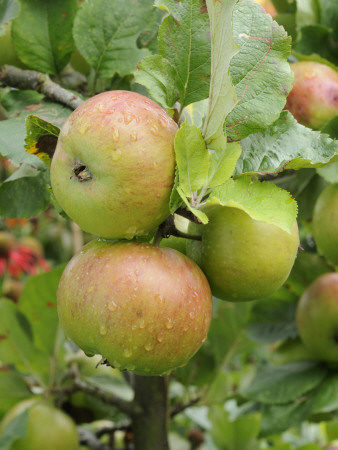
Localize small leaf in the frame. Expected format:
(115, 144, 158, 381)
(0, 369, 31, 416)
(155, 0, 211, 108)
(207, 142, 242, 189)
(0, 408, 29, 450)
(175, 122, 210, 197)
(73, 0, 152, 79)
(237, 112, 338, 175)
(207, 177, 298, 233)
(25, 115, 60, 168)
(135, 55, 178, 109)
(242, 361, 327, 404)
(177, 187, 209, 224)
(12, 0, 77, 74)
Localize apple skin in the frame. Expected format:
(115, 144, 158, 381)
(254, 0, 277, 17)
(296, 273, 338, 363)
(186, 206, 299, 302)
(285, 62, 338, 130)
(50, 90, 177, 239)
(0, 399, 78, 450)
(57, 240, 213, 376)
(312, 184, 338, 266)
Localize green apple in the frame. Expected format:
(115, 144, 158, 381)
(285, 62, 338, 130)
(312, 183, 338, 266)
(296, 272, 338, 362)
(0, 398, 78, 450)
(50, 90, 177, 239)
(186, 205, 299, 301)
(57, 240, 213, 376)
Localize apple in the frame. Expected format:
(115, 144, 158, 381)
(0, 398, 78, 450)
(57, 239, 212, 376)
(254, 0, 277, 17)
(50, 90, 177, 239)
(296, 273, 338, 363)
(312, 183, 338, 266)
(186, 205, 299, 301)
(285, 61, 338, 130)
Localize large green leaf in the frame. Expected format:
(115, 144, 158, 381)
(242, 361, 327, 404)
(12, 0, 77, 74)
(236, 112, 338, 175)
(225, 0, 293, 140)
(19, 265, 65, 356)
(207, 176, 298, 233)
(0, 369, 31, 417)
(155, 0, 211, 109)
(73, 0, 152, 80)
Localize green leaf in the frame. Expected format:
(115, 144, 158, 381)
(12, 0, 77, 74)
(319, 0, 338, 42)
(207, 142, 242, 189)
(0, 0, 20, 33)
(296, 0, 320, 29)
(25, 115, 60, 168)
(242, 361, 327, 404)
(155, 0, 211, 109)
(19, 265, 65, 356)
(1, 91, 44, 117)
(209, 404, 261, 450)
(293, 25, 338, 65)
(225, 0, 293, 141)
(73, 0, 152, 80)
(321, 115, 338, 139)
(312, 375, 338, 413)
(0, 166, 50, 218)
(176, 187, 209, 224)
(175, 122, 210, 197)
(317, 161, 338, 183)
(0, 369, 31, 417)
(203, 0, 239, 150)
(0, 299, 48, 380)
(260, 398, 315, 437)
(0, 408, 29, 450)
(135, 55, 178, 109)
(237, 111, 338, 175)
(207, 176, 298, 233)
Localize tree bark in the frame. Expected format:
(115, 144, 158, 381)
(132, 375, 169, 450)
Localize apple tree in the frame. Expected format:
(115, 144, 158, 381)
(0, 0, 338, 449)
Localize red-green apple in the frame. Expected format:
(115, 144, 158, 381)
(0, 398, 78, 450)
(50, 90, 177, 239)
(312, 183, 338, 266)
(186, 205, 299, 301)
(296, 273, 338, 363)
(285, 62, 338, 130)
(57, 240, 213, 376)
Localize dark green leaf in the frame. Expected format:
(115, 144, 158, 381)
(12, 0, 77, 74)
(312, 374, 338, 413)
(0, 369, 31, 417)
(242, 361, 327, 404)
(293, 25, 338, 65)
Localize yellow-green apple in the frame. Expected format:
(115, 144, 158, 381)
(50, 90, 177, 239)
(296, 273, 338, 363)
(312, 183, 338, 266)
(186, 205, 299, 301)
(285, 62, 338, 130)
(0, 398, 78, 450)
(57, 240, 213, 376)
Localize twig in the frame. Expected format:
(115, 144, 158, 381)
(170, 397, 201, 417)
(0, 65, 84, 110)
(78, 428, 110, 450)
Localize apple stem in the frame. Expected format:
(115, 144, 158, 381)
(132, 375, 169, 450)
(153, 215, 202, 246)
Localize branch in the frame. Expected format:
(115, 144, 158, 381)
(0, 65, 84, 110)
(170, 396, 201, 418)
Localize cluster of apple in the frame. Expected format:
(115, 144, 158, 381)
(50, 90, 301, 376)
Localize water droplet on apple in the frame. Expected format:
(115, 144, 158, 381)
(131, 323, 137, 330)
(166, 318, 174, 329)
(123, 348, 132, 358)
(111, 149, 122, 161)
(156, 332, 164, 343)
(112, 360, 121, 368)
(202, 336, 207, 343)
(189, 311, 195, 320)
(130, 133, 138, 142)
(124, 112, 135, 125)
(139, 319, 145, 329)
(108, 301, 117, 312)
(99, 324, 107, 335)
(112, 129, 120, 142)
(79, 124, 89, 135)
(158, 115, 168, 128)
(144, 342, 154, 351)
(150, 125, 159, 136)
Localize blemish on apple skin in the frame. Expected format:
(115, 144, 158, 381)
(99, 324, 107, 336)
(144, 342, 154, 351)
(47, 301, 56, 308)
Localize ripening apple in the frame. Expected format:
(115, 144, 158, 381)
(285, 61, 338, 130)
(50, 90, 177, 239)
(57, 240, 213, 376)
(0, 399, 78, 450)
(312, 183, 338, 266)
(254, 0, 277, 17)
(296, 273, 338, 363)
(186, 205, 299, 301)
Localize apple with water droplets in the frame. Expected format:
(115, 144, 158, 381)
(57, 239, 213, 376)
(285, 61, 338, 130)
(50, 90, 177, 239)
(296, 273, 338, 363)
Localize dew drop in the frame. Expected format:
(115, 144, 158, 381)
(145, 342, 154, 351)
(123, 348, 133, 358)
(112, 129, 120, 142)
(124, 112, 134, 125)
(150, 125, 159, 136)
(166, 318, 174, 329)
(108, 301, 117, 312)
(99, 324, 107, 336)
(112, 360, 121, 368)
(189, 311, 195, 320)
(79, 124, 89, 135)
(156, 332, 164, 343)
(202, 336, 207, 343)
(159, 115, 168, 128)
(130, 133, 138, 142)
(111, 149, 122, 161)
(139, 319, 145, 329)
(131, 323, 137, 330)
